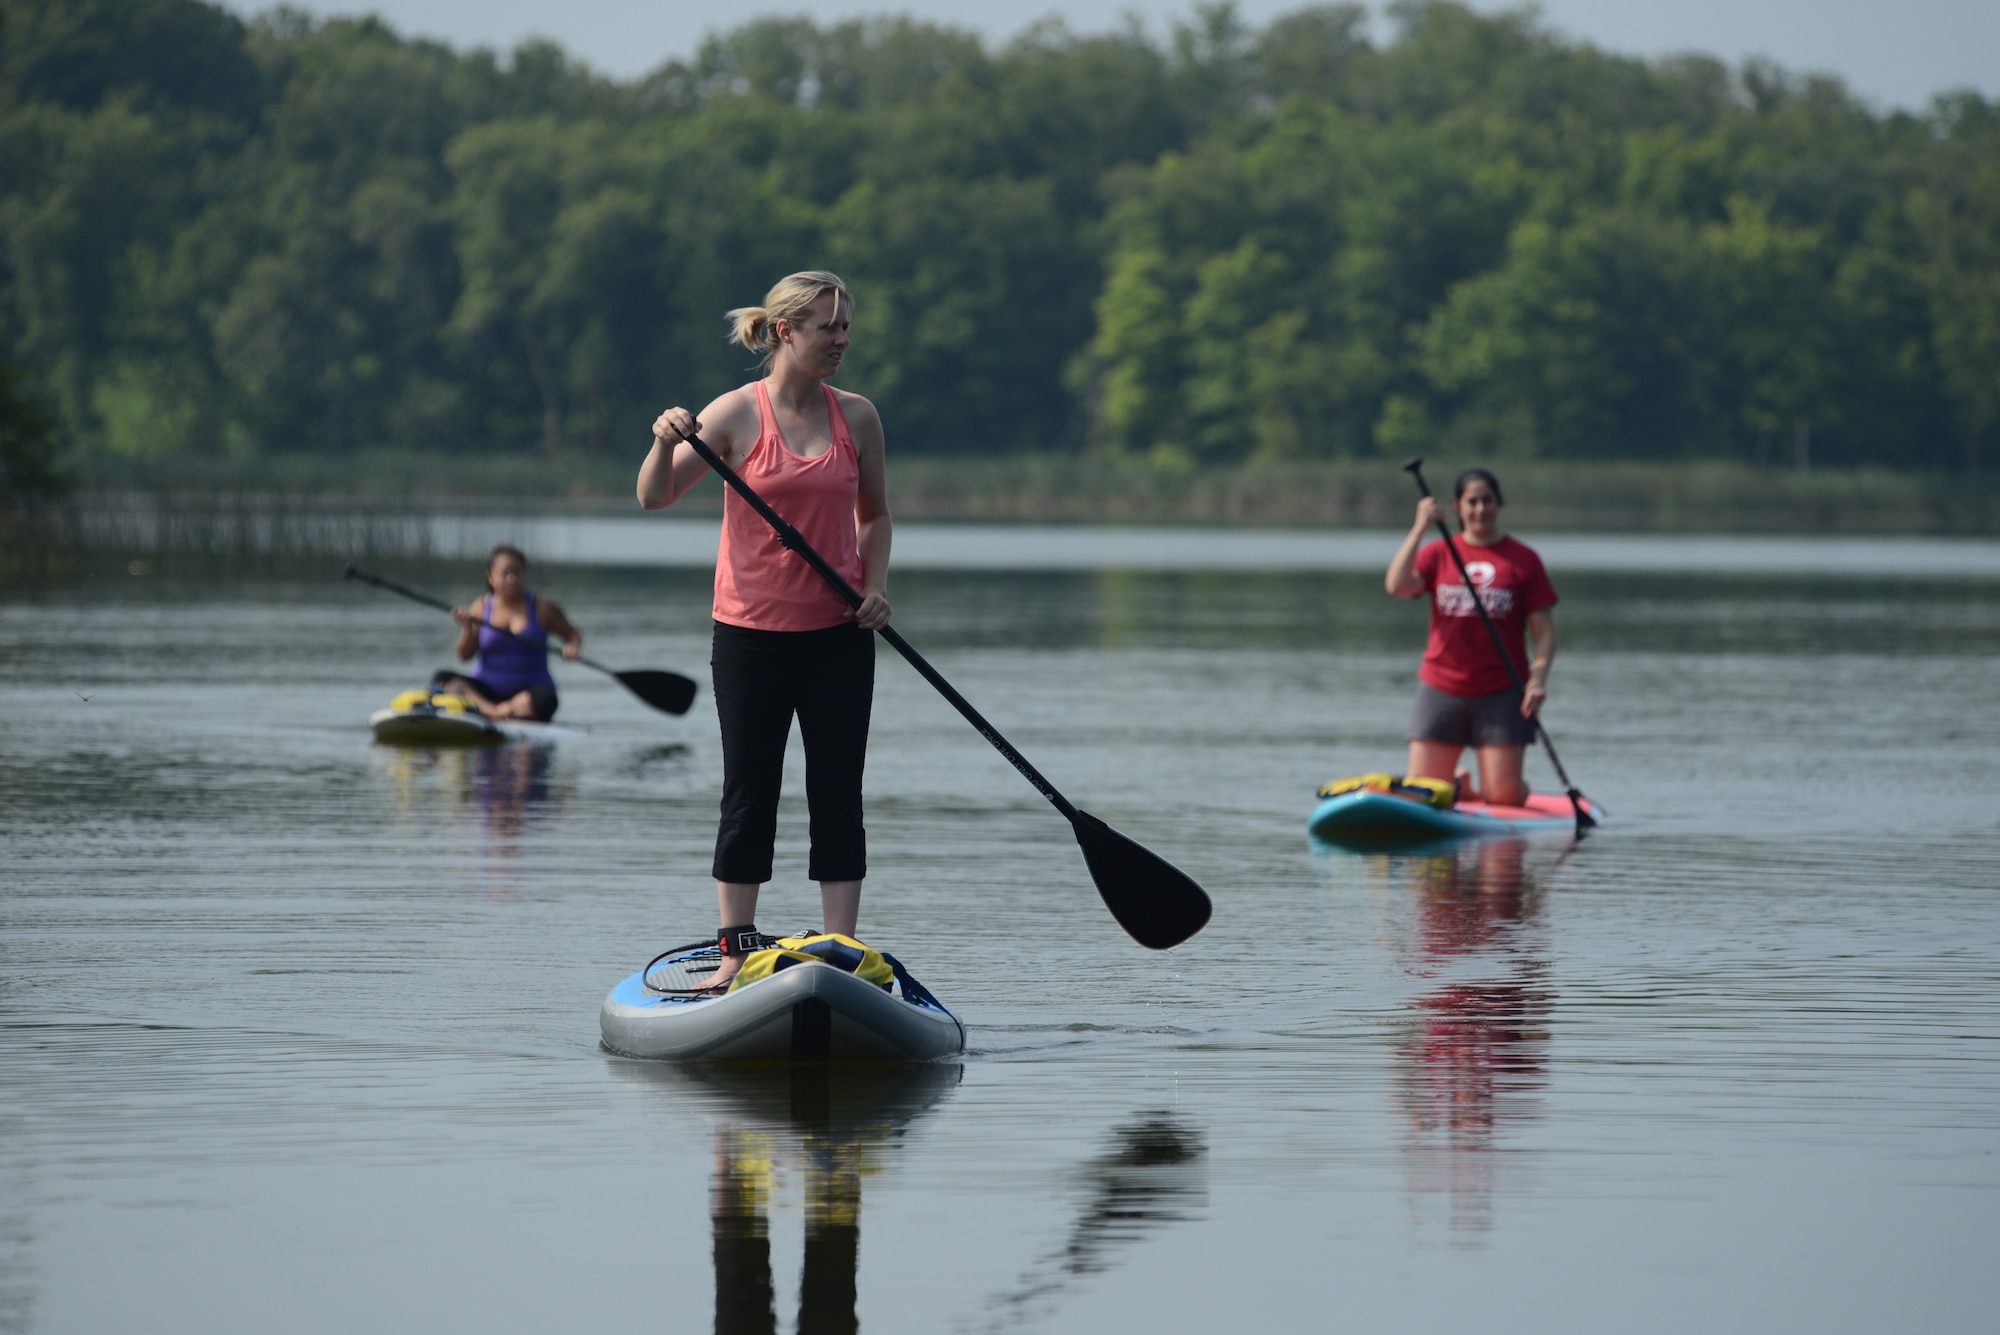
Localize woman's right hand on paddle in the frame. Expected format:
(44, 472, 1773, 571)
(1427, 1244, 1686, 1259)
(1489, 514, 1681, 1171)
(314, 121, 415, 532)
(1413, 496, 1444, 531)
(848, 589, 892, 631)
(450, 605, 475, 625)
(653, 407, 698, 445)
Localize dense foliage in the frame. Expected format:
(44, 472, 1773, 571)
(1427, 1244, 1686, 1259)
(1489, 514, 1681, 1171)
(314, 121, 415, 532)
(1, 0, 1993, 470)
(0, 357, 62, 499)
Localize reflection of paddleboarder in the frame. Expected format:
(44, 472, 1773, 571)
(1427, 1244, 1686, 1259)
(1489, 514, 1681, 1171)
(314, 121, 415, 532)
(976, 1115, 1208, 1330)
(468, 745, 554, 842)
(710, 1126, 779, 1335)
(1394, 842, 1552, 1235)
(711, 1122, 861, 1335)
(608, 1064, 955, 1335)
(1385, 468, 1559, 807)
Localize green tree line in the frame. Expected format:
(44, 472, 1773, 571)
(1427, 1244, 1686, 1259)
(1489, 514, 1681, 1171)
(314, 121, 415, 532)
(1, 0, 1995, 472)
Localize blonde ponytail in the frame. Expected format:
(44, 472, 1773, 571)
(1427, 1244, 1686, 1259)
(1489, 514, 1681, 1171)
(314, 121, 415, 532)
(728, 307, 772, 352)
(725, 271, 851, 368)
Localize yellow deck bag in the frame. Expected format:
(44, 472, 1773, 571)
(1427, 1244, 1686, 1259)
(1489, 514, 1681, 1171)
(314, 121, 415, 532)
(388, 688, 481, 715)
(1315, 773, 1457, 808)
(1388, 775, 1457, 807)
(1316, 772, 1397, 800)
(727, 933, 896, 994)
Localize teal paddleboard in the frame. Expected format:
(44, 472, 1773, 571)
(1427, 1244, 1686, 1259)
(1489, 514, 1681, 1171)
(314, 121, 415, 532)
(1308, 789, 1595, 847)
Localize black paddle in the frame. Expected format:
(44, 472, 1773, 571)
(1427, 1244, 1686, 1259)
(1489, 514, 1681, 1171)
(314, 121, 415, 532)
(1401, 458, 1597, 833)
(677, 431, 1211, 950)
(343, 563, 698, 716)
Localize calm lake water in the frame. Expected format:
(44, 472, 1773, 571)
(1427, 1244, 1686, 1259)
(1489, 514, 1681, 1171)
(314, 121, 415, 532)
(4, 530, 1999, 1333)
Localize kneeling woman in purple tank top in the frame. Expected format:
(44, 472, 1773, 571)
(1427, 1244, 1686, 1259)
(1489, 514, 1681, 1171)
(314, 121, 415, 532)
(432, 543, 583, 722)
(638, 270, 893, 991)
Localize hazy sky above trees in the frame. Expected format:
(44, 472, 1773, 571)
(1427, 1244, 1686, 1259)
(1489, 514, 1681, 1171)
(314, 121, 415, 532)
(212, 0, 1997, 109)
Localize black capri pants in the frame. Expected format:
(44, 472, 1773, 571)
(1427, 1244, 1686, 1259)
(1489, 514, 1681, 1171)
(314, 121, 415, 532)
(710, 620, 875, 885)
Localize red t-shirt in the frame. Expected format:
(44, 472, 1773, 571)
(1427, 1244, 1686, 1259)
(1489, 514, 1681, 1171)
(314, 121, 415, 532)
(1415, 535, 1558, 698)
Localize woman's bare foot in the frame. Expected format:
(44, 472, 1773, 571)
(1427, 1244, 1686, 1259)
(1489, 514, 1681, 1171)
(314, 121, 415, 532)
(699, 955, 744, 993)
(433, 678, 506, 719)
(470, 691, 537, 721)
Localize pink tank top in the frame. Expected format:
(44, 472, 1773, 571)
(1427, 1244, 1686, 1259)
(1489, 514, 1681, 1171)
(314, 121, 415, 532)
(712, 380, 865, 631)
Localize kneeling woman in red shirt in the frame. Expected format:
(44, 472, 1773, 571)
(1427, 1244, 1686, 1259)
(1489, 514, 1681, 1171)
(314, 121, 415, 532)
(1384, 468, 1558, 808)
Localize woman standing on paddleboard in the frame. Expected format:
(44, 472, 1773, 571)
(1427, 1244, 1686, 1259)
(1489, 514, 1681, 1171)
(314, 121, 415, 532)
(433, 543, 582, 721)
(638, 271, 892, 990)
(1384, 469, 1558, 808)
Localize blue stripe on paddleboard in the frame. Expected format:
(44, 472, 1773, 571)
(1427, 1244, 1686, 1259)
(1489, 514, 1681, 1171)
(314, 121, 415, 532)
(610, 970, 702, 1008)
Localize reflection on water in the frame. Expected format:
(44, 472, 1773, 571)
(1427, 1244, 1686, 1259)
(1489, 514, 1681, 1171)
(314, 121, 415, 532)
(978, 1115, 1208, 1331)
(605, 1066, 1206, 1333)
(1402, 841, 1558, 1237)
(377, 743, 564, 846)
(466, 746, 557, 841)
(713, 1123, 780, 1335)
(610, 1062, 961, 1335)
(620, 741, 693, 781)
(1342, 841, 1563, 1239)
(6, 559, 2000, 1332)
(0, 1191, 30, 1335)
(714, 1115, 864, 1335)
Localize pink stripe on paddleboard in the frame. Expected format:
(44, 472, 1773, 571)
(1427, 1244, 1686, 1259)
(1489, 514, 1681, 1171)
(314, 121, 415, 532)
(1455, 792, 1590, 821)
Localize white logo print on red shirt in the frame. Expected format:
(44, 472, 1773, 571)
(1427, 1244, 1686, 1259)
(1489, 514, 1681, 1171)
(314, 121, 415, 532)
(1436, 561, 1514, 617)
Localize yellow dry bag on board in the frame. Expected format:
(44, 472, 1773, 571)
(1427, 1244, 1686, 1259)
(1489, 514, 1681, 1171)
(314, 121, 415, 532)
(387, 688, 482, 716)
(727, 933, 896, 994)
(1315, 773, 1457, 808)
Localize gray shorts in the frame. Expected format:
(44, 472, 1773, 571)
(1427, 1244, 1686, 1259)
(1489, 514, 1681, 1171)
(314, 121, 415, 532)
(1407, 682, 1535, 749)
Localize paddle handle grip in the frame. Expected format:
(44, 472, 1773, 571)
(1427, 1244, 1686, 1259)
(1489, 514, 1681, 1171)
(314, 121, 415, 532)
(680, 433, 1080, 822)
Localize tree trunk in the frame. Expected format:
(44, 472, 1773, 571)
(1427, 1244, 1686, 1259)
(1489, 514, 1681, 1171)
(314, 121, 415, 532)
(588, 370, 607, 458)
(522, 330, 563, 456)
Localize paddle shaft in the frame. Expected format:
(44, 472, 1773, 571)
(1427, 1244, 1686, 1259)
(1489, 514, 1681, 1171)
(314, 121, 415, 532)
(344, 564, 613, 674)
(1402, 461, 1594, 825)
(677, 434, 1082, 823)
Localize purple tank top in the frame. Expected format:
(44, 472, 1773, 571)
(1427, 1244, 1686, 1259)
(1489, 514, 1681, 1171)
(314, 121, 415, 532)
(476, 594, 557, 696)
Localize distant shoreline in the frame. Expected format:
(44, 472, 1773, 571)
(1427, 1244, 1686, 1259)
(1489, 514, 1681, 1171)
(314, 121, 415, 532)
(25, 454, 2000, 540)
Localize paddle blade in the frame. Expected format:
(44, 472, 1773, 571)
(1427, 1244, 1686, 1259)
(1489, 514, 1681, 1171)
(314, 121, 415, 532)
(1070, 810, 1212, 950)
(615, 669, 698, 715)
